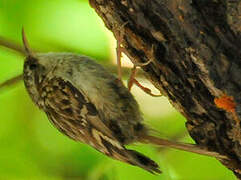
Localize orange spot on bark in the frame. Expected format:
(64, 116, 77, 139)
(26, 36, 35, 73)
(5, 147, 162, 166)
(214, 94, 236, 113)
(179, 15, 184, 21)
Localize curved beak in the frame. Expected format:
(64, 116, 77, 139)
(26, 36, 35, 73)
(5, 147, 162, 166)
(22, 27, 35, 59)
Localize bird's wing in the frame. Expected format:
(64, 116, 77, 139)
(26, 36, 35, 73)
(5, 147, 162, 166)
(40, 77, 118, 142)
(39, 77, 160, 174)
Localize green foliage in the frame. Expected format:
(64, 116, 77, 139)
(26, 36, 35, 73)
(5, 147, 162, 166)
(0, 0, 236, 179)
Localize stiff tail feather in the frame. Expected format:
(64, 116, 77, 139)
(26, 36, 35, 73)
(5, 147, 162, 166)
(126, 149, 161, 174)
(140, 135, 227, 159)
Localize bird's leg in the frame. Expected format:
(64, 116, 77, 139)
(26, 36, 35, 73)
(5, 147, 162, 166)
(128, 65, 162, 97)
(121, 43, 162, 96)
(115, 23, 161, 96)
(116, 33, 122, 80)
(127, 65, 137, 91)
(115, 22, 128, 80)
(0, 74, 23, 90)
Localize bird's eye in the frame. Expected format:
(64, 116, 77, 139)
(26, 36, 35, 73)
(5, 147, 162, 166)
(29, 63, 37, 70)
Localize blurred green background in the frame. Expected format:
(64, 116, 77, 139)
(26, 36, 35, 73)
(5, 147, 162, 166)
(0, 0, 236, 179)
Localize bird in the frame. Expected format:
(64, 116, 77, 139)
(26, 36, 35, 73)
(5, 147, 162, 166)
(21, 29, 226, 174)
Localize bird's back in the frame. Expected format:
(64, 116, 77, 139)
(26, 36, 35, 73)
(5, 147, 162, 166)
(53, 53, 147, 144)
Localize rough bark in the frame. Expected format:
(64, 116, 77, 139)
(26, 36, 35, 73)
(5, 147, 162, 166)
(89, 0, 241, 178)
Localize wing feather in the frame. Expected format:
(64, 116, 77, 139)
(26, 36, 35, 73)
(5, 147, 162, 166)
(39, 77, 160, 173)
(40, 77, 122, 148)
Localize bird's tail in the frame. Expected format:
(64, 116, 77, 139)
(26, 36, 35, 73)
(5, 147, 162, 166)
(139, 135, 227, 159)
(125, 149, 161, 174)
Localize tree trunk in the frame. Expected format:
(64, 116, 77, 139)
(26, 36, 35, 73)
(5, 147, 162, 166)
(89, 0, 241, 178)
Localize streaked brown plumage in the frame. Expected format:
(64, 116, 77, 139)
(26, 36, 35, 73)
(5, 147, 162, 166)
(21, 29, 226, 174)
